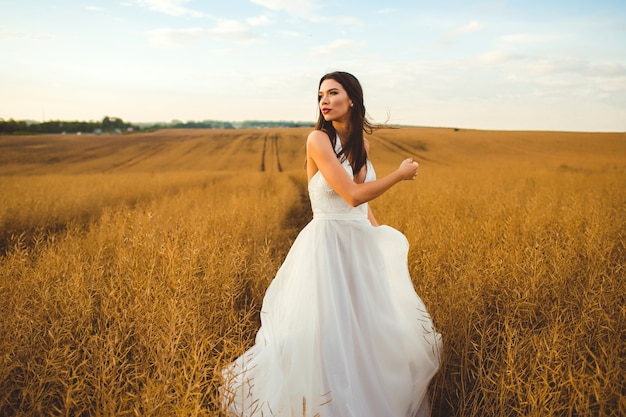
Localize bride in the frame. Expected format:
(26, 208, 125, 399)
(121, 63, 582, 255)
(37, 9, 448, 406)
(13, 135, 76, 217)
(221, 71, 441, 417)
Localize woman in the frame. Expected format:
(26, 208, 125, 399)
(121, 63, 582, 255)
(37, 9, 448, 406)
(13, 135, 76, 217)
(221, 71, 441, 417)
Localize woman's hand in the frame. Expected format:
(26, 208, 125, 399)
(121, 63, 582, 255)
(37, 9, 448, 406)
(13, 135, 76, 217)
(398, 158, 419, 180)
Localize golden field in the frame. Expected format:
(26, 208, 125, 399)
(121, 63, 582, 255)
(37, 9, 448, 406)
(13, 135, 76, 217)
(0, 127, 624, 416)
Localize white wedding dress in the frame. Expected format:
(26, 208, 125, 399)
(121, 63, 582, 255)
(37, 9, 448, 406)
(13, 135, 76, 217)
(221, 138, 441, 417)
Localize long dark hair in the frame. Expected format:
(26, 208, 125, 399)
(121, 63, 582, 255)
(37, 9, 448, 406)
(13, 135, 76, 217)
(315, 71, 384, 175)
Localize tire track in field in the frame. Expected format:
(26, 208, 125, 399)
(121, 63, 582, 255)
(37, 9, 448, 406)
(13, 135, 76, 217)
(104, 142, 170, 172)
(283, 174, 312, 233)
(260, 135, 267, 172)
(373, 134, 443, 165)
(207, 132, 256, 171)
(272, 135, 283, 172)
(260, 134, 283, 172)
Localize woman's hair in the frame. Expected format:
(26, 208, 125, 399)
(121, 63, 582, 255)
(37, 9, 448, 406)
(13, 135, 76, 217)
(315, 71, 384, 175)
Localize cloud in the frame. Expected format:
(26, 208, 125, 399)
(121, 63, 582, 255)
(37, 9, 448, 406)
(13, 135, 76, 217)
(309, 39, 365, 58)
(478, 50, 626, 80)
(146, 27, 204, 47)
(450, 20, 484, 35)
(247, 15, 273, 26)
(210, 20, 259, 41)
(250, 0, 315, 16)
(477, 50, 523, 64)
(423, 39, 455, 49)
(135, 0, 204, 17)
(251, 0, 358, 26)
(501, 33, 561, 43)
(375, 8, 396, 15)
(472, 48, 626, 104)
(146, 20, 260, 47)
(306, 14, 361, 26)
(279, 30, 302, 37)
(336, 16, 363, 25)
(590, 62, 626, 78)
(85, 5, 104, 12)
(0, 27, 51, 40)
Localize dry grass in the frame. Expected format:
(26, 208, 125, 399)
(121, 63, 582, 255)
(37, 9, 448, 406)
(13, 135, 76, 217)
(0, 127, 624, 416)
(375, 164, 625, 416)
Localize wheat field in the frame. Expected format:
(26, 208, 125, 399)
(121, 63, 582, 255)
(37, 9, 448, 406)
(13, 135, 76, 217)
(0, 127, 624, 416)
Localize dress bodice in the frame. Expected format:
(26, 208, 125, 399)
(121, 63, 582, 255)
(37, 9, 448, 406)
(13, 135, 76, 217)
(308, 138, 376, 220)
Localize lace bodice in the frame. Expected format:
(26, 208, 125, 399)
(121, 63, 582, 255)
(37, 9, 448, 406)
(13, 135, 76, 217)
(308, 138, 376, 220)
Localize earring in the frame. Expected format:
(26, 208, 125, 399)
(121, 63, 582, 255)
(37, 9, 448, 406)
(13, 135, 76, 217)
(350, 103, 354, 107)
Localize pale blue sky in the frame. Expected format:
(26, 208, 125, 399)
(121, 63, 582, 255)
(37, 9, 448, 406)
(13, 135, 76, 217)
(1, 0, 625, 131)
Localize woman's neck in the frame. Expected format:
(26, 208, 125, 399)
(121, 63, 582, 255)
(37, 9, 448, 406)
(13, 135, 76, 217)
(332, 121, 351, 145)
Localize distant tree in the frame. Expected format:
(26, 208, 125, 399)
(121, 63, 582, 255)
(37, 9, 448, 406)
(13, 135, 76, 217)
(0, 117, 140, 135)
(0, 119, 27, 134)
(168, 119, 235, 129)
(101, 116, 128, 132)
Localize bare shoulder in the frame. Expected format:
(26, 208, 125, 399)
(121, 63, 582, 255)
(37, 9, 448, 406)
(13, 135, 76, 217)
(307, 129, 329, 143)
(306, 130, 332, 151)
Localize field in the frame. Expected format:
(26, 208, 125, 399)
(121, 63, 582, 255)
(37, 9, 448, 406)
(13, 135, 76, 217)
(0, 127, 625, 416)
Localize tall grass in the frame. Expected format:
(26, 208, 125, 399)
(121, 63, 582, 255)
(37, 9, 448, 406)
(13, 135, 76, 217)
(375, 164, 625, 416)
(1, 128, 624, 416)
(0, 172, 232, 252)
(1, 170, 307, 415)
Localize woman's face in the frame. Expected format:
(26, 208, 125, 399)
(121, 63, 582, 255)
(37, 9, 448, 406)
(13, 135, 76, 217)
(318, 79, 352, 123)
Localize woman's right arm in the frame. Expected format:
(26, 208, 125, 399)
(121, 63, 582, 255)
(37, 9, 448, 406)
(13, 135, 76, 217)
(306, 130, 418, 207)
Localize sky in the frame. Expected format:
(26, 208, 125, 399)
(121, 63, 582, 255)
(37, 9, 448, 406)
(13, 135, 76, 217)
(1, 0, 625, 132)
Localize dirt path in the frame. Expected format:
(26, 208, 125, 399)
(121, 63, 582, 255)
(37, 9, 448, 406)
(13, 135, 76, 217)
(282, 174, 311, 234)
(260, 135, 283, 173)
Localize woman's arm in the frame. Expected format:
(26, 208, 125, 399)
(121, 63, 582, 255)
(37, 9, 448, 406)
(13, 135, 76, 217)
(306, 130, 418, 207)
